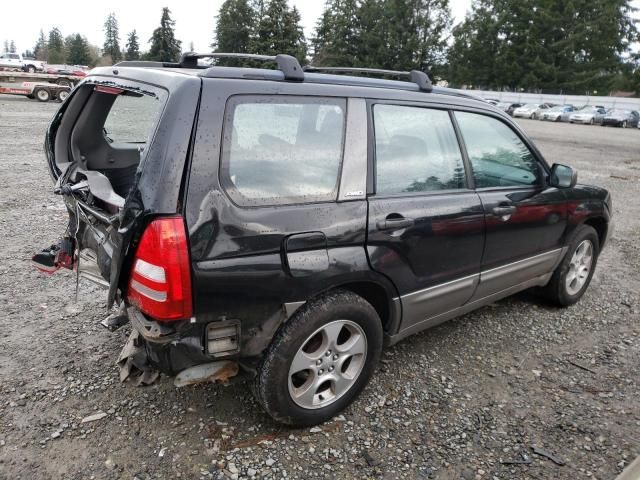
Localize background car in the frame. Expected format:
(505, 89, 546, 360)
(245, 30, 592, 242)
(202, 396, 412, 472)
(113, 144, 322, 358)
(601, 109, 639, 128)
(513, 103, 549, 119)
(45, 65, 88, 77)
(569, 106, 607, 125)
(540, 105, 575, 122)
(496, 102, 524, 116)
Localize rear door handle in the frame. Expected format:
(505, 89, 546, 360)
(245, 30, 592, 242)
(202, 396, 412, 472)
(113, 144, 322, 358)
(377, 217, 414, 231)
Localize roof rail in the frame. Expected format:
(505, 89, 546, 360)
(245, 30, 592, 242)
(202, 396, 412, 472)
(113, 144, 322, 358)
(304, 66, 433, 93)
(180, 52, 304, 81)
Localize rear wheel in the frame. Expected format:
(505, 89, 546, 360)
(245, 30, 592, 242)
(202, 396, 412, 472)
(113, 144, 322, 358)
(253, 290, 383, 426)
(26, 65, 36, 73)
(34, 87, 51, 102)
(589, 118, 594, 125)
(56, 89, 69, 103)
(56, 79, 72, 87)
(622, 120, 628, 128)
(543, 225, 599, 307)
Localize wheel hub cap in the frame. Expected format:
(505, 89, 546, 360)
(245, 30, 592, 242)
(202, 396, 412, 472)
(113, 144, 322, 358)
(288, 320, 367, 409)
(566, 240, 593, 295)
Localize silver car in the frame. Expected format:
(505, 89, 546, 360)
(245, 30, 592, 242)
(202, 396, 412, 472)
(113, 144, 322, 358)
(513, 103, 549, 119)
(601, 109, 640, 128)
(569, 106, 607, 125)
(540, 105, 575, 122)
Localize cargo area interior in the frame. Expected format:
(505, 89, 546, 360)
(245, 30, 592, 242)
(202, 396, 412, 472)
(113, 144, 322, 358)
(55, 85, 165, 204)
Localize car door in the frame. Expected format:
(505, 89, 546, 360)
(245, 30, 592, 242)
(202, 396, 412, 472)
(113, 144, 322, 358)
(453, 111, 567, 300)
(366, 103, 485, 334)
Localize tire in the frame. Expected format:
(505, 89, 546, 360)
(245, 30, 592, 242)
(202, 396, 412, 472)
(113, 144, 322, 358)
(253, 290, 383, 426)
(56, 79, 71, 87)
(543, 225, 600, 307)
(34, 87, 51, 102)
(56, 89, 69, 103)
(26, 65, 36, 73)
(622, 121, 627, 129)
(589, 118, 594, 125)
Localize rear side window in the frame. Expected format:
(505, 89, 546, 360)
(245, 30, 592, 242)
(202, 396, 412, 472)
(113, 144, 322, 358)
(455, 112, 539, 188)
(221, 96, 346, 206)
(103, 93, 164, 144)
(373, 104, 466, 195)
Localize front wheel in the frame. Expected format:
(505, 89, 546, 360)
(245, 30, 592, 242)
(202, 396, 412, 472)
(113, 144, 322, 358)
(622, 121, 628, 129)
(253, 290, 383, 426)
(543, 225, 600, 307)
(26, 65, 36, 73)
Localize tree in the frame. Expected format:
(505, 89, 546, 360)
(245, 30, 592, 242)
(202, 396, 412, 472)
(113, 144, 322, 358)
(48, 28, 65, 64)
(148, 7, 182, 62)
(312, 0, 361, 66)
(214, 0, 254, 63)
(3, 40, 8, 53)
(125, 30, 140, 60)
(9, 40, 16, 53)
(66, 34, 91, 65)
(254, 0, 306, 60)
(103, 12, 122, 63)
(34, 30, 48, 61)
(447, 0, 639, 93)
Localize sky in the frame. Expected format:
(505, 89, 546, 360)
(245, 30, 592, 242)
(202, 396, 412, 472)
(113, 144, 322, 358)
(0, 0, 473, 54)
(0, 0, 637, 55)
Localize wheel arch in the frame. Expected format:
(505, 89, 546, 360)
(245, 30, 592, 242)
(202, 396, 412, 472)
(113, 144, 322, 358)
(327, 280, 399, 334)
(583, 216, 608, 249)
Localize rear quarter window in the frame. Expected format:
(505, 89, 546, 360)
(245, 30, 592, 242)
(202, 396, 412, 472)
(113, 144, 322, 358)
(220, 95, 346, 206)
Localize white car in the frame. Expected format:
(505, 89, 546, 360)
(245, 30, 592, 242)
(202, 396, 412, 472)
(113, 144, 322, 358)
(569, 106, 607, 125)
(513, 103, 548, 119)
(0, 53, 45, 73)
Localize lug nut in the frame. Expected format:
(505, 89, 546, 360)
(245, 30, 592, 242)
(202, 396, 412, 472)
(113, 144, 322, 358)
(316, 359, 322, 365)
(329, 366, 335, 372)
(318, 369, 324, 374)
(325, 350, 332, 357)
(333, 354, 338, 360)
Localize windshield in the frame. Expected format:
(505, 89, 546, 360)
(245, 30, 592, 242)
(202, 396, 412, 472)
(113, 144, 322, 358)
(608, 110, 628, 115)
(522, 104, 539, 109)
(497, 102, 511, 108)
(548, 106, 564, 112)
(578, 106, 595, 112)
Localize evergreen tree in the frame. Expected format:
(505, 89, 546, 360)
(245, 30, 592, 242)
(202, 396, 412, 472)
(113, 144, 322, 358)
(103, 12, 122, 63)
(3, 40, 8, 53)
(312, 0, 361, 66)
(48, 28, 65, 64)
(253, 0, 306, 60)
(148, 7, 182, 62)
(34, 30, 48, 61)
(125, 30, 140, 60)
(214, 0, 254, 55)
(9, 40, 16, 53)
(66, 34, 91, 65)
(447, 0, 639, 93)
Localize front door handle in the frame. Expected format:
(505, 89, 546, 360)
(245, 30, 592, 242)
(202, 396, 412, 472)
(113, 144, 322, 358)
(492, 205, 517, 221)
(377, 216, 414, 231)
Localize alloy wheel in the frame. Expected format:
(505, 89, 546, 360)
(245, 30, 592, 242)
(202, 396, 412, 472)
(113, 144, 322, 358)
(288, 320, 367, 410)
(565, 240, 594, 296)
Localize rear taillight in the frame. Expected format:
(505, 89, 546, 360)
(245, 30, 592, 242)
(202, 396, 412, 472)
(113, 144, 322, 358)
(127, 216, 193, 322)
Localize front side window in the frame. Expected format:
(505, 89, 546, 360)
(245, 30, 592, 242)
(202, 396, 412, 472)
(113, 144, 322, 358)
(373, 104, 466, 195)
(455, 112, 539, 188)
(221, 96, 346, 206)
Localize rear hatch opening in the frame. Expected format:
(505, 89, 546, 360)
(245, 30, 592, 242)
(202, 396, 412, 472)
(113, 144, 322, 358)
(35, 80, 168, 305)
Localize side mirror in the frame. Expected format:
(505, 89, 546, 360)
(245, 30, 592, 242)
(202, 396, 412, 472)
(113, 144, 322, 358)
(549, 163, 577, 188)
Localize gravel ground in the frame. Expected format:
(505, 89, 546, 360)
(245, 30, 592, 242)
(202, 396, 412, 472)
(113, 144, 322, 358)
(0, 95, 638, 480)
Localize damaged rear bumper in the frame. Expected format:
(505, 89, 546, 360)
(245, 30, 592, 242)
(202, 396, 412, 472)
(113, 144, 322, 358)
(117, 306, 241, 387)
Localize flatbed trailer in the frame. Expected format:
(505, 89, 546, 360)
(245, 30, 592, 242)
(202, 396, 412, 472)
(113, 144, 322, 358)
(0, 70, 82, 87)
(0, 82, 70, 102)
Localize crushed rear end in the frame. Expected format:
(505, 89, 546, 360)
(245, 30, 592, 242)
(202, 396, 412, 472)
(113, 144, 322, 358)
(38, 67, 225, 384)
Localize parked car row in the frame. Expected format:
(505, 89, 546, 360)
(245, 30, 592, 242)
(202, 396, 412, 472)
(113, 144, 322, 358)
(487, 99, 640, 128)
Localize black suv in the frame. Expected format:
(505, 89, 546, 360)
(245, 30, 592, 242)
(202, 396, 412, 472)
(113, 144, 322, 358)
(40, 53, 613, 426)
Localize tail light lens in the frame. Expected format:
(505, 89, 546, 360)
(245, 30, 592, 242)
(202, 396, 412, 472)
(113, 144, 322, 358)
(127, 216, 193, 321)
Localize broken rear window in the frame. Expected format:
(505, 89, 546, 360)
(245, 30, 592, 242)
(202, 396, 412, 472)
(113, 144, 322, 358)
(103, 89, 165, 144)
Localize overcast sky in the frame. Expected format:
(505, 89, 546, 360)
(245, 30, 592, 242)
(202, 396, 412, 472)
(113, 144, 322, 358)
(1, 0, 474, 54)
(0, 0, 637, 55)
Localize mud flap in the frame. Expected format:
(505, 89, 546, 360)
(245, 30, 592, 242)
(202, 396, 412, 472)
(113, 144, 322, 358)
(117, 330, 160, 386)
